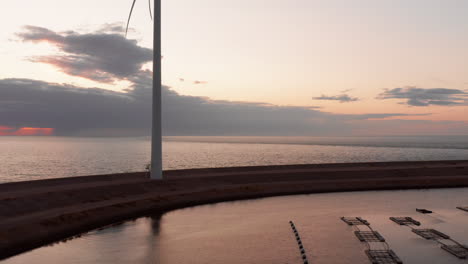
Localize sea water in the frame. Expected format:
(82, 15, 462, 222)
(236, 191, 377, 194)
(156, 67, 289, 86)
(1, 136, 467, 183)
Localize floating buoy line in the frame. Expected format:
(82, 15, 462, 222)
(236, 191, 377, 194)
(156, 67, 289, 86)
(289, 221, 309, 264)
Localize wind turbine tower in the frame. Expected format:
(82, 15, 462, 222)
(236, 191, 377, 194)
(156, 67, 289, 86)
(127, 0, 162, 180)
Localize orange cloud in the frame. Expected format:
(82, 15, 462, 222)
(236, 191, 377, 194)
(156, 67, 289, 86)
(0, 126, 54, 136)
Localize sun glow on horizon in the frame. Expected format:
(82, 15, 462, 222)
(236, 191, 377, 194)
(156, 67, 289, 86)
(0, 126, 54, 136)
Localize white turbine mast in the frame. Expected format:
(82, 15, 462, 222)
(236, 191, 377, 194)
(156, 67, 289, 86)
(127, 0, 162, 180)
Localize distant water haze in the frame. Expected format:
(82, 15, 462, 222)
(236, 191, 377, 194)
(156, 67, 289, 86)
(165, 135, 468, 150)
(1, 136, 468, 183)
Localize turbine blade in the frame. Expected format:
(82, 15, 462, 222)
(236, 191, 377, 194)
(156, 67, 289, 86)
(126, 0, 138, 37)
(148, 0, 153, 20)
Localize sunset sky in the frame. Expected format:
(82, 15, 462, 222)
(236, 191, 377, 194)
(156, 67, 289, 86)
(1, 0, 467, 136)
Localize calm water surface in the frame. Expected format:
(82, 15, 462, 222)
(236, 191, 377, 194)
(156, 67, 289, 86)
(1, 136, 468, 183)
(4, 188, 468, 264)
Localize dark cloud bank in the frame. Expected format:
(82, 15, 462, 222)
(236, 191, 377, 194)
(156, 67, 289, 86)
(17, 25, 152, 83)
(378, 87, 468, 106)
(2, 25, 467, 137)
(1, 77, 443, 137)
(313, 94, 359, 103)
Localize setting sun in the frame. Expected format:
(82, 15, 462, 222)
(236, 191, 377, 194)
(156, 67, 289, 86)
(0, 126, 54, 136)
